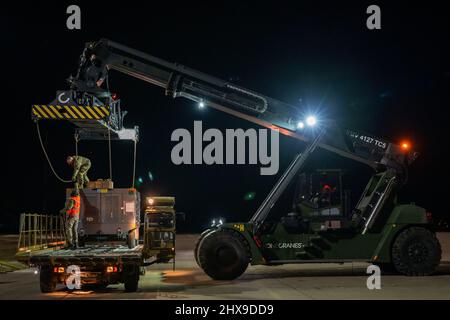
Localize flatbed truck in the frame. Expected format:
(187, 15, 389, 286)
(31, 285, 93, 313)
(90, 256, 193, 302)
(16, 196, 177, 292)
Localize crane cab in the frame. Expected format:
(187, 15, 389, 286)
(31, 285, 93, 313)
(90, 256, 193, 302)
(287, 169, 348, 232)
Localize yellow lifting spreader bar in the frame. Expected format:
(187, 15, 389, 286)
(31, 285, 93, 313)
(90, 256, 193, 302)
(32, 105, 110, 120)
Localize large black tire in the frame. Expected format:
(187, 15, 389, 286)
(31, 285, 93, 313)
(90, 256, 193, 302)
(391, 227, 441, 276)
(197, 229, 250, 280)
(40, 266, 56, 293)
(123, 265, 139, 292)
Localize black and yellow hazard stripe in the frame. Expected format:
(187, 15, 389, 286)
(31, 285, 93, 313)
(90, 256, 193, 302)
(32, 105, 110, 120)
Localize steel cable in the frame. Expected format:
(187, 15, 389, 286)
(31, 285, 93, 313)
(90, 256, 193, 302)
(36, 122, 71, 183)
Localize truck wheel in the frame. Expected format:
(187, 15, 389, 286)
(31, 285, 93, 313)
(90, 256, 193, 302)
(123, 265, 139, 292)
(127, 231, 137, 249)
(40, 266, 56, 293)
(392, 227, 441, 276)
(197, 229, 249, 280)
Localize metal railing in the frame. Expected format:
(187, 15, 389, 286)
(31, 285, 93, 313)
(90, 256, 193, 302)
(17, 213, 66, 252)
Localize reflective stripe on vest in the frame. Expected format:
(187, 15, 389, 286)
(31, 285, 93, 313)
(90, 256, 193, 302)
(67, 195, 81, 216)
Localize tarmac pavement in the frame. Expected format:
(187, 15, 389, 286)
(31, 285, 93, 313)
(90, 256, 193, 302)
(1, 233, 449, 299)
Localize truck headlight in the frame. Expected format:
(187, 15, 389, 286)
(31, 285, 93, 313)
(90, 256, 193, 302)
(211, 218, 225, 227)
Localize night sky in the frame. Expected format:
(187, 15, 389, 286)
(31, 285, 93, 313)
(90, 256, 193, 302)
(2, 1, 449, 233)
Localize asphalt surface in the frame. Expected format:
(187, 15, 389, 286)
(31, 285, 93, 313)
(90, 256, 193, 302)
(1, 234, 450, 300)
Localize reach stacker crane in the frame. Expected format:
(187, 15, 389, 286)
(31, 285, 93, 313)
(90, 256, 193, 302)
(38, 39, 440, 281)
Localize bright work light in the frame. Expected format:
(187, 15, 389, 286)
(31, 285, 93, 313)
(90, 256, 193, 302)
(306, 116, 317, 126)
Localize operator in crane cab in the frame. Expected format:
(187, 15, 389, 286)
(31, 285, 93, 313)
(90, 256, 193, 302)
(67, 155, 91, 189)
(319, 183, 333, 206)
(60, 189, 81, 250)
(311, 182, 337, 208)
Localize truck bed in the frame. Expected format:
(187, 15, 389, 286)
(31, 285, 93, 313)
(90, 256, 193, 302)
(19, 244, 143, 266)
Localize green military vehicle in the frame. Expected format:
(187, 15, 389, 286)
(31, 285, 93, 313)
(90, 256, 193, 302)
(37, 39, 440, 282)
(195, 167, 441, 279)
(194, 127, 441, 281)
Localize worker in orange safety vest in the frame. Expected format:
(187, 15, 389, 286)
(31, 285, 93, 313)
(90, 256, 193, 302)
(60, 189, 81, 250)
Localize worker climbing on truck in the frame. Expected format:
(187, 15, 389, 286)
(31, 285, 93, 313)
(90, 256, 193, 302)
(60, 188, 81, 250)
(67, 155, 91, 189)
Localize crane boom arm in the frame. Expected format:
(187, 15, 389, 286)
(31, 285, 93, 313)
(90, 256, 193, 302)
(69, 38, 413, 171)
